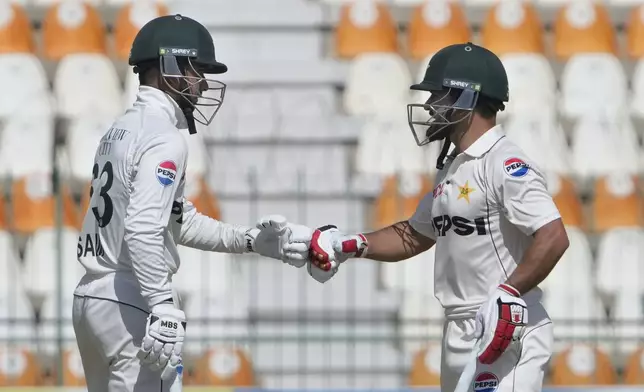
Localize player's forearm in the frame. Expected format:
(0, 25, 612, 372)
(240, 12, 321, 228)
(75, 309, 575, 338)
(178, 206, 252, 253)
(505, 219, 569, 295)
(362, 221, 435, 262)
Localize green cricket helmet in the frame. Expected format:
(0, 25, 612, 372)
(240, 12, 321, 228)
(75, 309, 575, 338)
(129, 14, 228, 134)
(407, 43, 509, 155)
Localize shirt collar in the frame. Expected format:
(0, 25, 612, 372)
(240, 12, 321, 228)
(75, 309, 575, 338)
(462, 125, 505, 158)
(133, 86, 189, 130)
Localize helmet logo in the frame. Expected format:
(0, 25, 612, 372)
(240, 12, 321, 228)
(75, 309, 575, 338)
(175, 15, 183, 20)
(159, 47, 198, 57)
(464, 46, 472, 52)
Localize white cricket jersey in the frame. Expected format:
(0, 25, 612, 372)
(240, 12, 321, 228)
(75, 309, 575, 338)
(409, 125, 561, 320)
(74, 86, 252, 311)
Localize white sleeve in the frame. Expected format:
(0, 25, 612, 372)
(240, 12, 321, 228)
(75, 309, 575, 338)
(176, 199, 252, 253)
(489, 149, 561, 236)
(409, 192, 437, 240)
(124, 134, 186, 309)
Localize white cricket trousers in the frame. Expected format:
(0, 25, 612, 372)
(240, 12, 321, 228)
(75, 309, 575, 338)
(72, 295, 173, 392)
(441, 302, 553, 392)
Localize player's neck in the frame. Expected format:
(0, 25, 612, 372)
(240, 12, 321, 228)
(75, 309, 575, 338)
(453, 116, 496, 154)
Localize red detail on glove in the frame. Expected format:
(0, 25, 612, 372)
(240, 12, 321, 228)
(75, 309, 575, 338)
(340, 234, 368, 256)
(309, 229, 331, 271)
(478, 298, 527, 365)
(499, 283, 521, 297)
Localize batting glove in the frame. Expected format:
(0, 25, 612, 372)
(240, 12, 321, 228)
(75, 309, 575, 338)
(248, 215, 312, 268)
(464, 284, 528, 364)
(308, 225, 368, 271)
(137, 303, 186, 380)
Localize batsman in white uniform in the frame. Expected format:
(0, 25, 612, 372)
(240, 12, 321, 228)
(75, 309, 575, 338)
(302, 43, 570, 392)
(73, 15, 310, 392)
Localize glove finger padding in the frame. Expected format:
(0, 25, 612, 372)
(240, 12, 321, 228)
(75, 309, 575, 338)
(307, 259, 338, 283)
(309, 225, 340, 271)
(477, 285, 528, 365)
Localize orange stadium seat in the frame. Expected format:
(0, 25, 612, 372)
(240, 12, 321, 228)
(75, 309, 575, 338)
(11, 176, 80, 234)
(550, 344, 618, 385)
(407, 0, 470, 60)
(335, 0, 398, 59)
(549, 175, 585, 230)
(114, 1, 168, 60)
(482, 0, 544, 56)
(624, 346, 644, 384)
(0, 2, 34, 54)
(373, 175, 432, 230)
(627, 5, 644, 59)
(0, 347, 40, 386)
(61, 347, 85, 386)
(42, 0, 107, 60)
(592, 175, 642, 233)
(194, 347, 256, 386)
(554, 0, 616, 60)
(408, 344, 442, 386)
(186, 177, 221, 220)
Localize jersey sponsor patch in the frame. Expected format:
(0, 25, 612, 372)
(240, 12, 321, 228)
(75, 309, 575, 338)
(503, 157, 529, 178)
(473, 372, 499, 392)
(156, 160, 177, 186)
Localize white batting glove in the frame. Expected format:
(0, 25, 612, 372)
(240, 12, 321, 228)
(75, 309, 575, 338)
(137, 303, 186, 380)
(463, 284, 528, 364)
(248, 215, 312, 267)
(308, 225, 368, 271)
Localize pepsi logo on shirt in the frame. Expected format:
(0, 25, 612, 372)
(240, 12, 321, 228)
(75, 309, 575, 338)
(503, 157, 529, 178)
(473, 372, 499, 392)
(156, 161, 177, 186)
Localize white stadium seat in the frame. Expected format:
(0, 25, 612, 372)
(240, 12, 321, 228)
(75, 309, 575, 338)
(123, 69, 139, 110)
(344, 53, 412, 116)
(0, 116, 54, 179)
(560, 53, 627, 119)
(356, 114, 425, 177)
(570, 115, 639, 180)
(67, 116, 112, 183)
(541, 227, 605, 348)
(0, 54, 50, 119)
(501, 54, 556, 118)
(504, 110, 571, 175)
(22, 228, 84, 312)
(629, 59, 644, 119)
(54, 54, 122, 119)
(595, 229, 644, 353)
(412, 55, 433, 104)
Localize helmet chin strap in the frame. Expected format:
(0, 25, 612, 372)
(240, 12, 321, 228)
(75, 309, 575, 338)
(436, 137, 452, 170)
(182, 106, 197, 134)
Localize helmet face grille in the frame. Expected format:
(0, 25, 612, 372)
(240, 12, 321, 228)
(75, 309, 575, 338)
(160, 55, 226, 127)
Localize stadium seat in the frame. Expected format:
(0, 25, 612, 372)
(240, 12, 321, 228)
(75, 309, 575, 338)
(0, 116, 54, 180)
(554, 1, 616, 61)
(114, 0, 168, 60)
(356, 114, 424, 178)
(624, 346, 644, 384)
(373, 175, 431, 229)
(0, 54, 51, 119)
(193, 347, 256, 386)
(560, 54, 627, 120)
(0, 347, 40, 386)
(500, 54, 556, 117)
(408, 344, 442, 386)
(42, 0, 107, 60)
(61, 346, 85, 386)
(482, 0, 544, 56)
(185, 177, 221, 220)
(504, 111, 570, 175)
(123, 68, 139, 109)
(550, 344, 618, 385)
(67, 116, 112, 184)
(570, 115, 638, 181)
(11, 176, 80, 235)
(208, 88, 277, 141)
(407, 0, 470, 60)
(592, 175, 642, 233)
(335, 0, 398, 59)
(0, 2, 34, 54)
(23, 227, 84, 312)
(547, 174, 585, 229)
(344, 53, 411, 116)
(627, 5, 644, 58)
(54, 54, 122, 119)
(540, 227, 603, 347)
(595, 229, 644, 353)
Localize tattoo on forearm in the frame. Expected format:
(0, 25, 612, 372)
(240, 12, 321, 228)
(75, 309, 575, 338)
(392, 221, 421, 256)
